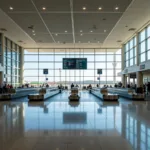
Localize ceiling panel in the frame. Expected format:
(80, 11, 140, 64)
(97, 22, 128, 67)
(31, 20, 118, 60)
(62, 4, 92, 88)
(73, 0, 132, 12)
(53, 34, 73, 43)
(0, 0, 35, 11)
(33, 0, 70, 11)
(8, 13, 49, 35)
(33, 34, 54, 43)
(74, 13, 122, 33)
(42, 13, 72, 33)
(1, 0, 149, 48)
(75, 34, 107, 43)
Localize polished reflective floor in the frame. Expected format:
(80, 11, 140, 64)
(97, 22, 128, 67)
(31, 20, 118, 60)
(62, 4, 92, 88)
(0, 91, 150, 150)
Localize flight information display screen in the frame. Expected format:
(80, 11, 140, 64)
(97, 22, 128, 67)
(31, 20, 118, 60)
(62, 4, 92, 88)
(63, 58, 87, 69)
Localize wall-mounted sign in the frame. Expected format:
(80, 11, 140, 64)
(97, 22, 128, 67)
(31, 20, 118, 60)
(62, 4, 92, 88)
(140, 64, 145, 70)
(43, 69, 48, 74)
(97, 69, 102, 74)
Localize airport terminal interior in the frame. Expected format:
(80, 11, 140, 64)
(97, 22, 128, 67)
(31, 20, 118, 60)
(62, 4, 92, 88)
(0, 0, 150, 150)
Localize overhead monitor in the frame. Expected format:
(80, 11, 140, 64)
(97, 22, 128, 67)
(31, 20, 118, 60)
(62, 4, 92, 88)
(63, 58, 87, 69)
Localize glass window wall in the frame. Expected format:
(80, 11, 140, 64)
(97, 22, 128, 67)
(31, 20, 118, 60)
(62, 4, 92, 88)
(139, 25, 150, 62)
(24, 49, 121, 87)
(124, 36, 137, 67)
(4, 38, 21, 87)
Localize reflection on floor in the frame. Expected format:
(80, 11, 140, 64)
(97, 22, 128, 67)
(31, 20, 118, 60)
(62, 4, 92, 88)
(0, 91, 150, 150)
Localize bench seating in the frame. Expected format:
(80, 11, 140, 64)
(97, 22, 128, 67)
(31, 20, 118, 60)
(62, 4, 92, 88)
(90, 88, 119, 101)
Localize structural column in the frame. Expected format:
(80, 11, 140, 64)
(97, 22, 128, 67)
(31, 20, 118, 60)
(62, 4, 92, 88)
(0, 33, 5, 85)
(136, 71, 143, 87)
(121, 45, 125, 86)
(125, 75, 127, 87)
(128, 74, 130, 85)
(20, 47, 24, 85)
(122, 74, 126, 87)
(133, 78, 135, 85)
(136, 32, 140, 66)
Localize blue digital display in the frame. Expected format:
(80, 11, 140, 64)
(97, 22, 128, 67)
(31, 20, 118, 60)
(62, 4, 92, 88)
(63, 58, 87, 69)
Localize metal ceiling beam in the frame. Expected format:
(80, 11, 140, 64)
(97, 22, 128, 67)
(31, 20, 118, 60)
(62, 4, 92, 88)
(70, 0, 75, 44)
(8, 11, 124, 14)
(30, 0, 56, 43)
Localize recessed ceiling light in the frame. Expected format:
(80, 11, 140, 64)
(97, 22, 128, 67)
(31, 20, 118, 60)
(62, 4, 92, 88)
(32, 30, 35, 33)
(83, 7, 86, 10)
(98, 7, 102, 10)
(104, 29, 107, 32)
(90, 30, 93, 33)
(42, 7, 46, 10)
(115, 6, 119, 10)
(80, 30, 83, 33)
(80, 33, 83, 36)
(65, 30, 68, 33)
(55, 33, 58, 36)
(33, 33, 36, 36)
(9, 6, 13, 10)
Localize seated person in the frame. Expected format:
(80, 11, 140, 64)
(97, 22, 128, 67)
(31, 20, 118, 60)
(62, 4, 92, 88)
(88, 84, 92, 89)
(71, 83, 74, 89)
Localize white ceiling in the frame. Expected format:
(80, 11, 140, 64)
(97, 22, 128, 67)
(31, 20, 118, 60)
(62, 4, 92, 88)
(0, 0, 150, 48)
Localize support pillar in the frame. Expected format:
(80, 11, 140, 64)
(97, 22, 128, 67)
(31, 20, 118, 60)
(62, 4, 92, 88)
(133, 78, 135, 85)
(122, 74, 126, 87)
(125, 75, 127, 88)
(20, 47, 24, 85)
(0, 33, 5, 85)
(128, 74, 130, 85)
(136, 72, 143, 87)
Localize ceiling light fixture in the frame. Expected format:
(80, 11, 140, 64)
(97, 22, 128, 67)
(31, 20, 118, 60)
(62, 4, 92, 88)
(83, 7, 86, 10)
(115, 6, 119, 10)
(98, 7, 102, 10)
(88, 41, 90, 43)
(55, 33, 58, 36)
(33, 33, 36, 36)
(9, 6, 13, 10)
(80, 33, 83, 36)
(32, 30, 35, 33)
(104, 29, 107, 32)
(65, 30, 68, 33)
(80, 30, 83, 33)
(90, 30, 93, 33)
(42, 7, 46, 10)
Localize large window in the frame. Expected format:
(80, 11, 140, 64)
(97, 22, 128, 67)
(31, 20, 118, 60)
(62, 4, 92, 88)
(4, 38, 21, 87)
(24, 49, 121, 87)
(124, 36, 137, 67)
(139, 25, 150, 63)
